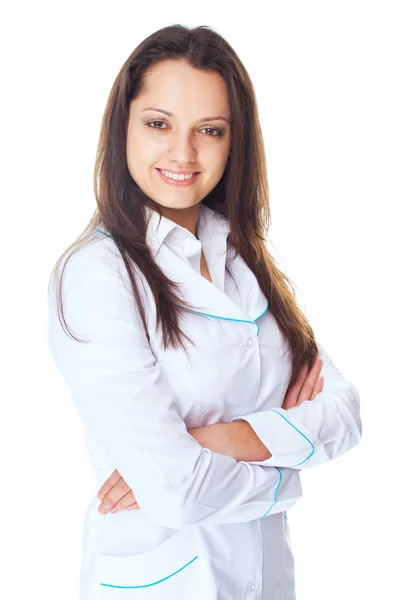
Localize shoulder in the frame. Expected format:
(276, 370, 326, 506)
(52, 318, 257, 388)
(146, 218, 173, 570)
(49, 231, 135, 301)
(67, 230, 121, 271)
(48, 231, 152, 325)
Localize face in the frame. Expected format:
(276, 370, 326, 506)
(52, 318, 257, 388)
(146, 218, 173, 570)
(126, 59, 231, 218)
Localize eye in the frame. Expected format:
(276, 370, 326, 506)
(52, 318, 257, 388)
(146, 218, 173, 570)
(146, 120, 167, 130)
(201, 126, 225, 137)
(146, 120, 225, 137)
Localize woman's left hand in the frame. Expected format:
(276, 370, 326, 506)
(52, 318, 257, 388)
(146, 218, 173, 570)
(97, 469, 140, 514)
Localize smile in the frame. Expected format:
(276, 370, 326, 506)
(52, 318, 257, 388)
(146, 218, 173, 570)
(156, 168, 201, 187)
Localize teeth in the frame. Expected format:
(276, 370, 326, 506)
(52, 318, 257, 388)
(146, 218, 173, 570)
(160, 169, 196, 181)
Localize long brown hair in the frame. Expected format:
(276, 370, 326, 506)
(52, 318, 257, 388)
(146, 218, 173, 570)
(48, 24, 318, 388)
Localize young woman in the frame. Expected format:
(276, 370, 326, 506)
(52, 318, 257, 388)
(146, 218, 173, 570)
(47, 24, 362, 600)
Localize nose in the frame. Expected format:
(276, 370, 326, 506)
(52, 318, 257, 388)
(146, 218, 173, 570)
(167, 131, 197, 165)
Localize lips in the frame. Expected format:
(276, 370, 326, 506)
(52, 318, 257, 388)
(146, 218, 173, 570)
(156, 168, 202, 187)
(156, 169, 200, 175)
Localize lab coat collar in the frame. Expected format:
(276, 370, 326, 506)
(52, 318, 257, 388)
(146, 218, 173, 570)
(96, 203, 268, 329)
(143, 203, 268, 329)
(144, 201, 230, 258)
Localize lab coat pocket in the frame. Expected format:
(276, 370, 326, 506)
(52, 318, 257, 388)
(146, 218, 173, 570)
(96, 526, 204, 599)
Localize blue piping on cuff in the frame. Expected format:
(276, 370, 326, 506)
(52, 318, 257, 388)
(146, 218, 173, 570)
(268, 409, 315, 467)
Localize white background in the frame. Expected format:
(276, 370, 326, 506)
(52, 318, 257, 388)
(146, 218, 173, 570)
(1, 1, 398, 599)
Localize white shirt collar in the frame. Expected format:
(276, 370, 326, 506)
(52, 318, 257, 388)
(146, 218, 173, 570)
(96, 203, 231, 292)
(144, 202, 230, 257)
(144, 203, 231, 292)
(95, 204, 268, 319)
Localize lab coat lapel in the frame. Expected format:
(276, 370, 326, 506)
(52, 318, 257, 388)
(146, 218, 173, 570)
(225, 244, 269, 322)
(96, 203, 269, 327)
(155, 241, 269, 325)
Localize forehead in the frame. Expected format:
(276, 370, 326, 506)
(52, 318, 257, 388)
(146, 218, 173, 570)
(132, 60, 230, 116)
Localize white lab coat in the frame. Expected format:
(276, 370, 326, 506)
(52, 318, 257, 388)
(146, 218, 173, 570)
(47, 202, 362, 600)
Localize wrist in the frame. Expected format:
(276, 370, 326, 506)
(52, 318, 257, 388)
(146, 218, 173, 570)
(188, 423, 234, 457)
(229, 421, 272, 462)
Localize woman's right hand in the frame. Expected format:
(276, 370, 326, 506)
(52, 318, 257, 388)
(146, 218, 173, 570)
(282, 356, 324, 410)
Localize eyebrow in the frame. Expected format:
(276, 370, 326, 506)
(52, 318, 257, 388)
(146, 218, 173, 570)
(140, 107, 231, 124)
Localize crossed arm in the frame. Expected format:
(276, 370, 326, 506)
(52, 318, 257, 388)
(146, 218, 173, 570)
(53, 247, 360, 525)
(189, 421, 272, 462)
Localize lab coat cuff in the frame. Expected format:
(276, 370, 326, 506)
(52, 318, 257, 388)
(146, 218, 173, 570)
(229, 408, 315, 468)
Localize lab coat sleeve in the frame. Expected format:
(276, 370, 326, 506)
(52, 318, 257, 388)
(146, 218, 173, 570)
(229, 341, 362, 468)
(47, 241, 303, 530)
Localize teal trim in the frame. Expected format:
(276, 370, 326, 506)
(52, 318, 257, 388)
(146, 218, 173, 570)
(96, 226, 270, 332)
(179, 304, 268, 336)
(284, 513, 288, 521)
(254, 304, 269, 322)
(269, 409, 315, 466)
(96, 225, 273, 524)
(261, 466, 282, 518)
(100, 556, 198, 589)
(96, 227, 113, 239)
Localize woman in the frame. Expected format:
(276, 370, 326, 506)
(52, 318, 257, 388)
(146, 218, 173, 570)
(47, 24, 362, 600)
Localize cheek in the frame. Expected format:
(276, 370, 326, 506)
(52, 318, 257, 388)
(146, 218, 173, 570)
(128, 128, 165, 162)
(204, 148, 230, 179)
(128, 146, 161, 183)
(205, 140, 230, 165)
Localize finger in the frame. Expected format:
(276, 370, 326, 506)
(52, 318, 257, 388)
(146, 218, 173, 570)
(297, 357, 323, 404)
(109, 490, 138, 513)
(98, 477, 133, 514)
(126, 501, 140, 511)
(283, 363, 309, 409)
(308, 359, 323, 398)
(292, 363, 309, 393)
(98, 469, 122, 500)
(298, 357, 322, 403)
(296, 358, 321, 404)
(310, 375, 324, 400)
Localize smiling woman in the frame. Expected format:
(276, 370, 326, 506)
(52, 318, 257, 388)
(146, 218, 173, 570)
(126, 59, 232, 218)
(47, 22, 361, 600)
